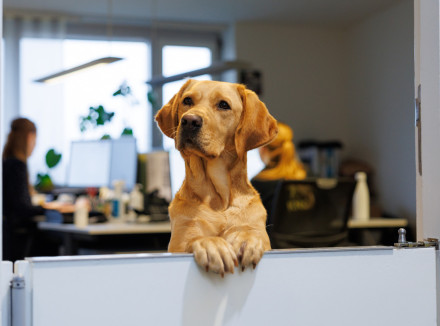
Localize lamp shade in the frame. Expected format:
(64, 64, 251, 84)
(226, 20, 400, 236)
(34, 56, 123, 83)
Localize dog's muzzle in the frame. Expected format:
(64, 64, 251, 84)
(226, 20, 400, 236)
(179, 114, 203, 148)
(181, 114, 203, 132)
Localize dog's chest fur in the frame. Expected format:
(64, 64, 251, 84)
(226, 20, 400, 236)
(180, 154, 254, 212)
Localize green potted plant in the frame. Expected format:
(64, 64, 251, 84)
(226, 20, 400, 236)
(35, 148, 62, 192)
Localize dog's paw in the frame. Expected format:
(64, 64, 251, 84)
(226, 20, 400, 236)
(191, 237, 238, 277)
(226, 232, 266, 271)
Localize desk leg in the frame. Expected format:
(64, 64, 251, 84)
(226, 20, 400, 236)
(61, 234, 78, 256)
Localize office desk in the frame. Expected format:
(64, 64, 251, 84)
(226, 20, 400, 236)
(38, 221, 171, 235)
(38, 221, 171, 255)
(347, 218, 409, 246)
(39, 217, 408, 255)
(347, 218, 408, 229)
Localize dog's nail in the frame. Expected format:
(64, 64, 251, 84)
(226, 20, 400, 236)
(253, 263, 256, 269)
(242, 266, 245, 272)
(221, 272, 224, 278)
(234, 259, 239, 267)
(205, 265, 209, 272)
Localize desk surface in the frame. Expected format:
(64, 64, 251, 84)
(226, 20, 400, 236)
(347, 218, 408, 229)
(39, 217, 407, 235)
(38, 221, 172, 235)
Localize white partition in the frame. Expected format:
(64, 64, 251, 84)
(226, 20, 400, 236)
(1, 261, 12, 326)
(14, 248, 437, 326)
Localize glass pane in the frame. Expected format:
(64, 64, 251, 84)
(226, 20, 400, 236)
(20, 38, 150, 185)
(161, 45, 212, 197)
(20, 38, 65, 185)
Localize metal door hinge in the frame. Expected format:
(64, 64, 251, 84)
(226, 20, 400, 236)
(416, 84, 422, 176)
(11, 276, 25, 289)
(11, 275, 26, 326)
(394, 228, 438, 249)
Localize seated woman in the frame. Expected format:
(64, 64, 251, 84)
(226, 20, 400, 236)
(251, 122, 306, 225)
(2, 118, 66, 261)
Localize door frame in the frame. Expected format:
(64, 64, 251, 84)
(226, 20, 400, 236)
(414, 0, 440, 241)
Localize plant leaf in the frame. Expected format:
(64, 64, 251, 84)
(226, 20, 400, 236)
(121, 127, 133, 136)
(113, 89, 122, 96)
(35, 173, 53, 192)
(46, 149, 62, 169)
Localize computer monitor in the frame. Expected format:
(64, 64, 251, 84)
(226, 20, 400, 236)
(109, 137, 137, 191)
(66, 138, 137, 190)
(247, 148, 265, 179)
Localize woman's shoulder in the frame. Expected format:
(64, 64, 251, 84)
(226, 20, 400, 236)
(3, 157, 26, 170)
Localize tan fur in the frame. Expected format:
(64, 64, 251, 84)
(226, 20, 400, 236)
(155, 80, 278, 276)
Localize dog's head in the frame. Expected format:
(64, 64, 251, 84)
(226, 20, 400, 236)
(155, 79, 278, 159)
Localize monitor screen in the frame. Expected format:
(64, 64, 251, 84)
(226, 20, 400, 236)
(247, 148, 265, 180)
(67, 140, 112, 188)
(110, 137, 137, 191)
(66, 138, 137, 190)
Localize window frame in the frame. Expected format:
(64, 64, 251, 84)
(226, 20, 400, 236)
(150, 29, 220, 147)
(67, 21, 222, 148)
(5, 17, 223, 152)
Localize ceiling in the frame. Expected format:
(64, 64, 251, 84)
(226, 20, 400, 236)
(4, 0, 402, 26)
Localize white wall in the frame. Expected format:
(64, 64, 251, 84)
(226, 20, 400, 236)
(345, 0, 415, 224)
(235, 23, 349, 143)
(233, 0, 415, 228)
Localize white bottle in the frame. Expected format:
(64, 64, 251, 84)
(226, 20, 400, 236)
(352, 172, 370, 221)
(74, 196, 89, 228)
(130, 184, 144, 212)
(126, 185, 144, 223)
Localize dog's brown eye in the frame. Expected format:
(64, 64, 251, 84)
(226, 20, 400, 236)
(183, 97, 193, 106)
(218, 100, 230, 110)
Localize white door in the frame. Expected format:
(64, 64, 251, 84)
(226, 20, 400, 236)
(414, 0, 440, 241)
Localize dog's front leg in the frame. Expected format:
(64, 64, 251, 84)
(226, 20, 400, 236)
(222, 226, 271, 271)
(188, 237, 238, 277)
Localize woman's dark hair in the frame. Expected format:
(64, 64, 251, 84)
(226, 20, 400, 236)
(3, 118, 37, 162)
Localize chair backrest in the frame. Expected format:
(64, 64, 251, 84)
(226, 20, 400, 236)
(270, 178, 356, 248)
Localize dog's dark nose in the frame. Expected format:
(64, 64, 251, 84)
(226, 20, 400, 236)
(181, 114, 203, 131)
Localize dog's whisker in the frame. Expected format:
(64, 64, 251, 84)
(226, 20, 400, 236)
(161, 126, 177, 135)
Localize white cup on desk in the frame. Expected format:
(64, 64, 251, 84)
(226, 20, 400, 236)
(32, 193, 47, 206)
(74, 196, 89, 228)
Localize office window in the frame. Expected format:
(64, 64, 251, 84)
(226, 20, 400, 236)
(162, 45, 212, 196)
(5, 17, 221, 188)
(20, 38, 149, 185)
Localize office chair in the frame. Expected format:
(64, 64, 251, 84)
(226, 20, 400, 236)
(269, 178, 355, 249)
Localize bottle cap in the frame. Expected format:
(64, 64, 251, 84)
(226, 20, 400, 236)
(355, 171, 367, 181)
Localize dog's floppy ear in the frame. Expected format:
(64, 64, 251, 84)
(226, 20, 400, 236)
(235, 86, 278, 158)
(155, 79, 192, 139)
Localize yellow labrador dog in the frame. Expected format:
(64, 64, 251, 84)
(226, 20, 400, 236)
(155, 79, 278, 276)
